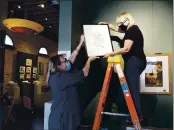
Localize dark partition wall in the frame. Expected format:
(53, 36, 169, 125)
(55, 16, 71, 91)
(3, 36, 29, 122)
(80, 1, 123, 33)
(16, 51, 38, 83)
(0, 47, 5, 96)
(0, 47, 5, 130)
(16, 51, 38, 97)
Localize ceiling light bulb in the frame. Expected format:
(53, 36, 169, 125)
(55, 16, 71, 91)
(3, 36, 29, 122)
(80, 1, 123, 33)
(18, 5, 21, 9)
(45, 18, 48, 20)
(40, 4, 45, 8)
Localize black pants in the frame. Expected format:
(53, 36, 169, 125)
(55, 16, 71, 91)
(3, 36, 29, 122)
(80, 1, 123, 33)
(124, 56, 146, 119)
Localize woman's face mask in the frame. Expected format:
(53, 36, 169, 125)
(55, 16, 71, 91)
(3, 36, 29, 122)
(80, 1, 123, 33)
(66, 61, 72, 71)
(118, 19, 129, 32)
(119, 24, 128, 32)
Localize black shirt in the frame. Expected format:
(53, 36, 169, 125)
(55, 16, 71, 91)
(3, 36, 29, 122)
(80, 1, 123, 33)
(111, 25, 146, 63)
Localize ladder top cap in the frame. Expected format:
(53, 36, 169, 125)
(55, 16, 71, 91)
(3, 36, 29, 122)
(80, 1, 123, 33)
(107, 56, 121, 63)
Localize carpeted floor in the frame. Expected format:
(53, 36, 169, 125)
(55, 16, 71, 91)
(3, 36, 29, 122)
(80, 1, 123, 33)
(3, 104, 173, 130)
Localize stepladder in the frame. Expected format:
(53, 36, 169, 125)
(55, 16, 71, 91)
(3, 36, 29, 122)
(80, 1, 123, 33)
(92, 56, 142, 130)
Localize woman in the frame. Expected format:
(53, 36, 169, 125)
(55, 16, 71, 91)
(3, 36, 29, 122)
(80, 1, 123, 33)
(46, 35, 98, 130)
(100, 12, 147, 124)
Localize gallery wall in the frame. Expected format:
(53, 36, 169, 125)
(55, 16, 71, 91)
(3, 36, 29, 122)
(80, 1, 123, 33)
(3, 30, 57, 87)
(71, 0, 173, 128)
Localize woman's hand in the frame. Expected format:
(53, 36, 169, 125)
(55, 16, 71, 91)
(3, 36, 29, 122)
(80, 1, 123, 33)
(99, 22, 118, 32)
(88, 56, 99, 62)
(103, 53, 113, 58)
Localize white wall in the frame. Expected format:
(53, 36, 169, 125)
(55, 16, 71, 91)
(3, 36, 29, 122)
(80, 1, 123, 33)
(93, 0, 173, 54)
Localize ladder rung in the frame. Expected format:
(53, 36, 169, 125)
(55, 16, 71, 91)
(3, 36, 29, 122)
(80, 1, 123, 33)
(101, 112, 130, 117)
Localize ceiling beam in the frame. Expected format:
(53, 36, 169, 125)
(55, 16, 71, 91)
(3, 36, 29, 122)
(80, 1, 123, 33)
(27, 10, 57, 15)
(24, 0, 47, 5)
(36, 18, 58, 22)
(28, 15, 58, 21)
(41, 21, 58, 24)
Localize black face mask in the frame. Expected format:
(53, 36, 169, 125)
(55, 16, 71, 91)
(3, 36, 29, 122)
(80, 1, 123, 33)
(119, 24, 128, 32)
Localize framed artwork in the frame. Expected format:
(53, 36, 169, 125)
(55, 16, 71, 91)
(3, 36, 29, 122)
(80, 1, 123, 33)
(33, 67, 37, 73)
(19, 66, 25, 73)
(26, 59, 32, 66)
(20, 74, 25, 79)
(38, 62, 44, 75)
(32, 74, 37, 79)
(26, 74, 31, 79)
(58, 51, 71, 59)
(26, 67, 31, 73)
(140, 53, 172, 94)
(83, 24, 113, 57)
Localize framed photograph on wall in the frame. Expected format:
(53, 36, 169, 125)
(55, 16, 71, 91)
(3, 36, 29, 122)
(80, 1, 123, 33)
(140, 53, 172, 94)
(26, 74, 31, 79)
(32, 74, 37, 79)
(26, 59, 32, 66)
(26, 67, 31, 73)
(19, 66, 25, 73)
(33, 67, 37, 73)
(20, 74, 25, 80)
(58, 51, 71, 59)
(83, 24, 113, 57)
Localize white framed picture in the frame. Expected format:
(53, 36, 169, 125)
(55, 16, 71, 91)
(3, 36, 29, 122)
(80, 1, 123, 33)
(83, 24, 113, 57)
(140, 53, 172, 94)
(58, 50, 71, 59)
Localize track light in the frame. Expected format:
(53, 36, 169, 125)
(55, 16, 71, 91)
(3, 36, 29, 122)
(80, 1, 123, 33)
(38, 4, 45, 8)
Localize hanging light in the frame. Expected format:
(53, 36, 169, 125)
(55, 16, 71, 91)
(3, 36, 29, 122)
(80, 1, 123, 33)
(39, 47, 48, 55)
(3, 18, 44, 33)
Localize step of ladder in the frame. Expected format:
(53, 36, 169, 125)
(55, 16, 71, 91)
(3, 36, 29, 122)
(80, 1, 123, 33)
(126, 127, 152, 130)
(101, 112, 130, 117)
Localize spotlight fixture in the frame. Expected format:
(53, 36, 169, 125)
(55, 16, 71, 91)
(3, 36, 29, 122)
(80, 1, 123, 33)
(38, 4, 45, 8)
(18, 5, 21, 9)
(45, 18, 48, 20)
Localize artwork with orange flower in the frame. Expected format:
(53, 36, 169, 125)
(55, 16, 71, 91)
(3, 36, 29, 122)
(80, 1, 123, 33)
(140, 54, 171, 94)
(145, 61, 163, 87)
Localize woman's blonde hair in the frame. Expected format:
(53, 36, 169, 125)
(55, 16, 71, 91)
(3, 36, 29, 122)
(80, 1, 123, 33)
(116, 12, 135, 30)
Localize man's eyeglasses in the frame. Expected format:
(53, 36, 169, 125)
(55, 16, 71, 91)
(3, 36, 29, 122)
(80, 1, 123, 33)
(60, 58, 67, 64)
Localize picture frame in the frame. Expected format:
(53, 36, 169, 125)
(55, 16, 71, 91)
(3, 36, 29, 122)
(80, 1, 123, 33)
(33, 67, 37, 73)
(58, 51, 71, 59)
(19, 66, 25, 73)
(26, 74, 31, 79)
(26, 59, 32, 66)
(38, 62, 44, 75)
(83, 24, 113, 57)
(32, 74, 37, 79)
(26, 67, 31, 73)
(140, 53, 172, 94)
(20, 74, 25, 80)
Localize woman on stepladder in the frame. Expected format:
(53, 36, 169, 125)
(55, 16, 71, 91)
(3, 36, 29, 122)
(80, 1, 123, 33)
(99, 12, 147, 124)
